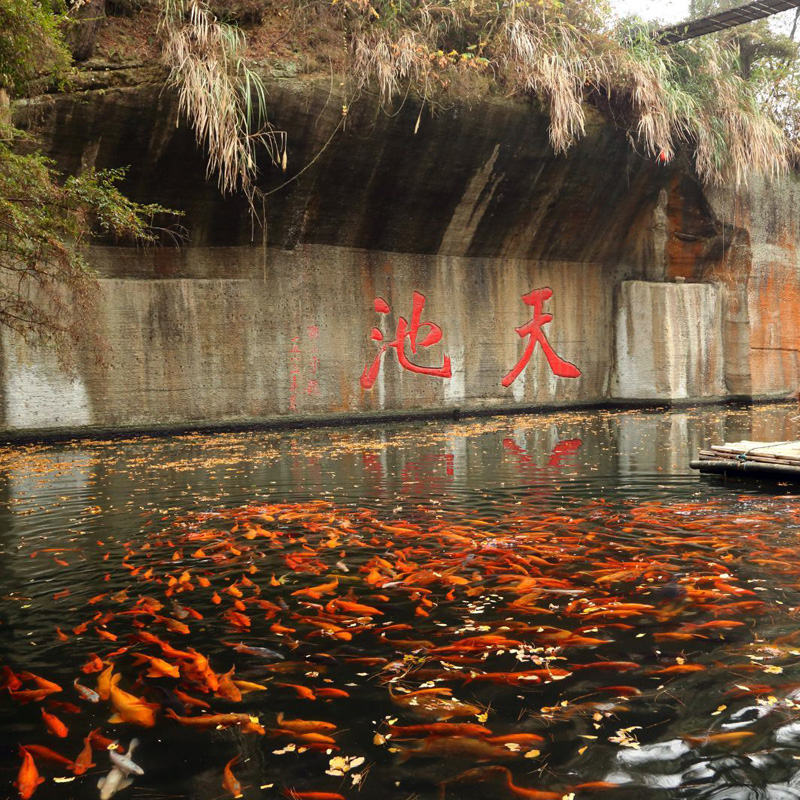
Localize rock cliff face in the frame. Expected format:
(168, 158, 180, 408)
(6, 74, 799, 434)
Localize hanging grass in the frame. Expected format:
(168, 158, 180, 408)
(160, 0, 287, 205)
(323, 0, 797, 185)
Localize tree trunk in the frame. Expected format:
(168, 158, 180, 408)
(63, 0, 106, 62)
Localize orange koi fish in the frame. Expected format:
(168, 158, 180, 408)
(19, 672, 62, 694)
(326, 598, 383, 616)
(684, 620, 747, 630)
(15, 747, 44, 799)
(571, 662, 639, 672)
(22, 745, 74, 769)
(652, 664, 706, 675)
(315, 687, 349, 699)
(71, 734, 96, 775)
(505, 774, 562, 800)
(397, 736, 517, 762)
(81, 654, 105, 674)
(0, 666, 21, 690)
(222, 756, 242, 798)
(387, 723, 492, 738)
(9, 689, 54, 704)
(41, 708, 68, 737)
(485, 733, 545, 745)
(48, 700, 82, 715)
(173, 688, 211, 709)
(131, 653, 180, 679)
(96, 665, 114, 701)
(108, 675, 158, 728)
(683, 731, 756, 747)
(217, 668, 243, 702)
(275, 683, 316, 700)
(165, 709, 264, 734)
(275, 713, 336, 733)
(88, 730, 123, 752)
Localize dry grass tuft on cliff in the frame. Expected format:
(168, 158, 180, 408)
(32, 0, 800, 193)
(330, 0, 795, 186)
(160, 0, 286, 204)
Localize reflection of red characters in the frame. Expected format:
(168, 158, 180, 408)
(502, 287, 581, 387)
(360, 292, 452, 389)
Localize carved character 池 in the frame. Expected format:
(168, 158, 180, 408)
(360, 292, 452, 389)
(502, 287, 581, 387)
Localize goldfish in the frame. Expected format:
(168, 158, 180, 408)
(396, 736, 517, 762)
(275, 683, 316, 700)
(8, 689, 53, 704)
(275, 713, 337, 733)
(165, 709, 262, 731)
(572, 661, 639, 672)
(88, 730, 123, 752)
(651, 664, 706, 675)
(233, 678, 270, 694)
(217, 668, 243, 702)
(131, 653, 180, 679)
(387, 723, 492, 738)
(40, 708, 68, 737)
(173, 688, 211, 709)
(71, 734, 96, 775)
(96, 665, 115, 700)
(222, 756, 242, 798)
(0, 666, 21, 690)
(327, 598, 383, 616)
(315, 687, 349, 699)
(683, 731, 756, 747)
(20, 672, 62, 694)
(389, 688, 483, 720)
(108, 675, 158, 727)
(23, 744, 75, 769)
(15, 747, 44, 799)
(506, 780, 562, 800)
(48, 700, 82, 714)
(81, 654, 105, 673)
(485, 733, 545, 745)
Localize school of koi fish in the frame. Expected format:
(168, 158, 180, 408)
(5, 410, 800, 800)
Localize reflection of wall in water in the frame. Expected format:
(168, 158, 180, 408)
(616, 413, 726, 475)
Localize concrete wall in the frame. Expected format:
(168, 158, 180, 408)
(5, 77, 800, 434)
(612, 281, 726, 402)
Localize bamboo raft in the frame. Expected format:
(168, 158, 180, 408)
(690, 440, 800, 479)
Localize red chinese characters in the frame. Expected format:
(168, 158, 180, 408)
(501, 287, 581, 387)
(360, 292, 452, 389)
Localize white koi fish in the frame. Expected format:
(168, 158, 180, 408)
(98, 767, 132, 800)
(98, 739, 142, 799)
(110, 739, 143, 776)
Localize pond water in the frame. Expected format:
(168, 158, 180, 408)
(4, 404, 800, 800)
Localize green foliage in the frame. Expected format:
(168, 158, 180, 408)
(0, 126, 177, 362)
(0, 0, 71, 95)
